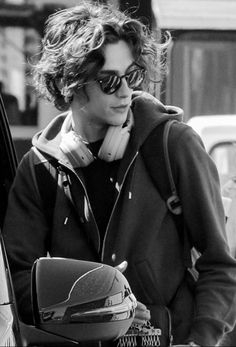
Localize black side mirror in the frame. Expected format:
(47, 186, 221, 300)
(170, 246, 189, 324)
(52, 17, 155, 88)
(31, 257, 136, 343)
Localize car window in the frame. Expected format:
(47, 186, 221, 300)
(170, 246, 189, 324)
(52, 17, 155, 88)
(210, 141, 236, 186)
(0, 95, 17, 228)
(167, 32, 236, 121)
(0, 235, 13, 304)
(0, 26, 41, 127)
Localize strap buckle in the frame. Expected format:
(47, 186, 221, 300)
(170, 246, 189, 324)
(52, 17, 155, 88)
(167, 194, 182, 215)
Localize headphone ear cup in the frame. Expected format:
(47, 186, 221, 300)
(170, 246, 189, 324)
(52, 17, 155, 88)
(60, 131, 94, 167)
(98, 125, 131, 162)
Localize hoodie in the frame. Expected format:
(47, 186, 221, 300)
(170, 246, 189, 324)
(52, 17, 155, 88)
(3, 91, 236, 346)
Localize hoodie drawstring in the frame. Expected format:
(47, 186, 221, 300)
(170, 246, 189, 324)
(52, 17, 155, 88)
(127, 151, 139, 200)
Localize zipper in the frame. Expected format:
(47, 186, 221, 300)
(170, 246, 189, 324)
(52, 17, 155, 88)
(101, 151, 139, 262)
(58, 161, 101, 251)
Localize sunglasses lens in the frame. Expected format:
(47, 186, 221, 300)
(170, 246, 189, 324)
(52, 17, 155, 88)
(97, 67, 145, 94)
(100, 75, 120, 94)
(126, 69, 145, 88)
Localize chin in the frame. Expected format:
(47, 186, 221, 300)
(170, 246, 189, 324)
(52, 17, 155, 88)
(110, 111, 129, 126)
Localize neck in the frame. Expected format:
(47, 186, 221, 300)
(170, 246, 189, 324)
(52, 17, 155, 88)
(71, 104, 107, 143)
(73, 119, 107, 143)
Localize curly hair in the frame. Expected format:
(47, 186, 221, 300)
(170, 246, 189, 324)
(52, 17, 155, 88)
(33, 1, 170, 111)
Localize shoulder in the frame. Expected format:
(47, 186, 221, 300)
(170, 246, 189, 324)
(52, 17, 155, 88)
(143, 119, 209, 176)
(17, 147, 58, 184)
(26, 147, 55, 165)
(168, 121, 206, 151)
(143, 120, 204, 153)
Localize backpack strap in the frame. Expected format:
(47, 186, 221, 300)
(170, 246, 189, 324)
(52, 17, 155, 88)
(141, 120, 192, 269)
(141, 119, 181, 214)
(163, 120, 182, 215)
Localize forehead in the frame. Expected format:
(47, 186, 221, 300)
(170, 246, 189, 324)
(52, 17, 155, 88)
(101, 40, 135, 72)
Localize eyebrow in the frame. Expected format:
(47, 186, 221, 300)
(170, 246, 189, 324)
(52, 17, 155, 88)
(99, 62, 137, 75)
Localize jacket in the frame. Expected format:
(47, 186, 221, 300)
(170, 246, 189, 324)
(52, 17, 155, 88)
(3, 91, 236, 346)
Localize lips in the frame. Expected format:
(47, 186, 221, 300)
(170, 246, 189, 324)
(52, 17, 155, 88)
(112, 105, 129, 111)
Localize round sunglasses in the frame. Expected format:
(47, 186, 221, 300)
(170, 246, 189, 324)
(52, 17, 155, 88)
(96, 67, 146, 95)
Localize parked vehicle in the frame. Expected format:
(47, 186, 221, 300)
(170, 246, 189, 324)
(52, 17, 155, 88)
(188, 115, 236, 261)
(187, 115, 236, 187)
(0, 93, 136, 346)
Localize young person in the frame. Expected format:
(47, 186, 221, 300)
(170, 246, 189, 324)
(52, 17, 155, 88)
(3, 2, 236, 346)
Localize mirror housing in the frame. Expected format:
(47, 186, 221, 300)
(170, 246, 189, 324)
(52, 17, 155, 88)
(31, 258, 136, 343)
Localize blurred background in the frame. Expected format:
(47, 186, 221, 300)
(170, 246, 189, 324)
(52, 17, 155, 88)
(1, 0, 236, 168)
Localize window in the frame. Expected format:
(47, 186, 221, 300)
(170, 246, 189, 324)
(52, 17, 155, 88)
(0, 26, 41, 126)
(166, 32, 236, 121)
(210, 141, 236, 186)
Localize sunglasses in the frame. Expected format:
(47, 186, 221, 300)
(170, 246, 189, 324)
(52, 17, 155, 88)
(96, 66, 146, 95)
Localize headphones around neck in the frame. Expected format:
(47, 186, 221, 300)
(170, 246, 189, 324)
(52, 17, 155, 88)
(60, 111, 133, 167)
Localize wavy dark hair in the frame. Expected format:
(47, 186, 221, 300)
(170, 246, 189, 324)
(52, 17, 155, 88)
(33, 1, 170, 111)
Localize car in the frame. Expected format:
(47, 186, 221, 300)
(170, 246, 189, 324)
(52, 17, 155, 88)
(187, 115, 236, 220)
(187, 115, 236, 347)
(188, 114, 236, 255)
(187, 115, 236, 187)
(187, 114, 236, 235)
(0, 93, 137, 346)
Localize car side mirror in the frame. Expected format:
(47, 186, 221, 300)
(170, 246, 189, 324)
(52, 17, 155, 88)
(31, 257, 136, 343)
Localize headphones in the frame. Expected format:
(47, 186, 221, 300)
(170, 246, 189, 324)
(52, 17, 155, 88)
(60, 111, 133, 167)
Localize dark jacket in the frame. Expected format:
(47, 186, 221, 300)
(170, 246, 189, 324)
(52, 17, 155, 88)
(3, 92, 236, 346)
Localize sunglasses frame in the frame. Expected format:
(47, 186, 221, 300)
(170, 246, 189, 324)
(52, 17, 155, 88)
(96, 66, 146, 95)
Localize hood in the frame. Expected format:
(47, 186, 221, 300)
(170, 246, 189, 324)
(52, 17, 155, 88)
(32, 111, 68, 159)
(130, 91, 183, 149)
(32, 91, 183, 161)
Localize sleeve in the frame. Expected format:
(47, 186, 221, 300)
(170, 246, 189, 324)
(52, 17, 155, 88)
(2, 151, 49, 324)
(169, 122, 236, 346)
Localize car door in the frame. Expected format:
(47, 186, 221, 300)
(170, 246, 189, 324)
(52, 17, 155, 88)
(0, 94, 23, 346)
(0, 93, 18, 227)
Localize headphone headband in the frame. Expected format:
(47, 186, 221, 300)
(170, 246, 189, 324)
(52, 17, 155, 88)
(60, 110, 134, 167)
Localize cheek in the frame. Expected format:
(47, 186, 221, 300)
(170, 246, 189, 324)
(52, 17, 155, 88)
(85, 82, 113, 113)
(87, 84, 103, 101)
(91, 90, 111, 109)
(93, 97, 111, 116)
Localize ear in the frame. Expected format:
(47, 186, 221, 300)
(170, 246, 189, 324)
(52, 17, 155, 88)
(55, 78, 63, 92)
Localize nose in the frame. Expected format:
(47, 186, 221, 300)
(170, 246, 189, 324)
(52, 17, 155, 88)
(116, 77, 132, 97)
